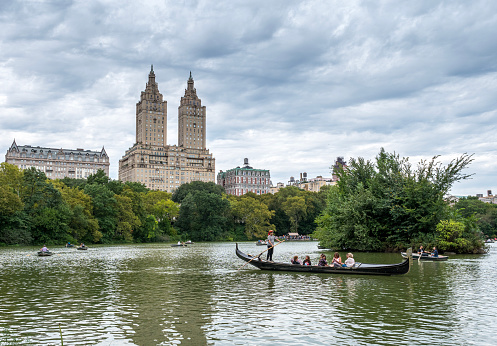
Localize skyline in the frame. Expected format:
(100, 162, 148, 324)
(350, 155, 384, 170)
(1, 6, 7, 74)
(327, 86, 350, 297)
(1, 1, 496, 195)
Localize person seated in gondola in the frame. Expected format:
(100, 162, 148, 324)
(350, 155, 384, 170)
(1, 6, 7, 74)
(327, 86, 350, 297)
(40, 245, 49, 252)
(332, 252, 342, 267)
(344, 253, 355, 267)
(318, 254, 328, 266)
(302, 255, 311, 266)
(291, 255, 302, 265)
(430, 246, 439, 257)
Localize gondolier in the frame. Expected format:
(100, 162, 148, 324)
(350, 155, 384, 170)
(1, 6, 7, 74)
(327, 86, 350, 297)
(266, 230, 281, 262)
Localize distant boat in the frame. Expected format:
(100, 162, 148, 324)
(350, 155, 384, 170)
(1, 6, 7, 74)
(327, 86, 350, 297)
(65, 244, 74, 248)
(256, 240, 267, 246)
(401, 252, 448, 261)
(77, 246, 88, 250)
(185, 240, 194, 244)
(37, 251, 53, 256)
(171, 244, 187, 247)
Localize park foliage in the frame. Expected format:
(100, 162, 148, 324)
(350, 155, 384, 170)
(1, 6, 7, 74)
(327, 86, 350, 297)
(0, 149, 493, 253)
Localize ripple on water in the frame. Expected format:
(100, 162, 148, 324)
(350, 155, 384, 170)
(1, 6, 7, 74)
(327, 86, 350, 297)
(1, 242, 497, 345)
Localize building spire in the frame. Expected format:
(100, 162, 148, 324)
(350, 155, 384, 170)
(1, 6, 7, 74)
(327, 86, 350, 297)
(189, 71, 193, 81)
(148, 65, 156, 85)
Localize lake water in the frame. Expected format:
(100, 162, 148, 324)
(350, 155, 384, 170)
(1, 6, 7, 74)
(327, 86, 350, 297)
(1, 241, 496, 345)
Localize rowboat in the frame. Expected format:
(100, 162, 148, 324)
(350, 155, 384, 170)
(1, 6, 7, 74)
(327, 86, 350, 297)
(401, 252, 448, 261)
(37, 251, 53, 256)
(256, 240, 267, 246)
(171, 244, 187, 247)
(236, 244, 410, 276)
(77, 247, 88, 250)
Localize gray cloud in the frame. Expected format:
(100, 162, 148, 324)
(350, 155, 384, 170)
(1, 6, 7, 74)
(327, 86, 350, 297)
(1, 0, 496, 196)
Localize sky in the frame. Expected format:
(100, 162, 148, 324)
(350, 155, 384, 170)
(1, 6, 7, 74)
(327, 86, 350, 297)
(1, 0, 496, 196)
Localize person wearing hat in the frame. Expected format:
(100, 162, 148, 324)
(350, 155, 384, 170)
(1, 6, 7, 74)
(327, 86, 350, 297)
(266, 230, 281, 261)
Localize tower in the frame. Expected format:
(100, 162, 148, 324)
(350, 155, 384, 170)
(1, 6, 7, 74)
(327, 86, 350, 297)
(178, 72, 206, 149)
(136, 65, 167, 146)
(119, 67, 215, 192)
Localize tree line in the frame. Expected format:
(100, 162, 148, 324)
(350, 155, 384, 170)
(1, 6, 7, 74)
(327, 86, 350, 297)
(1, 148, 493, 253)
(0, 163, 327, 245)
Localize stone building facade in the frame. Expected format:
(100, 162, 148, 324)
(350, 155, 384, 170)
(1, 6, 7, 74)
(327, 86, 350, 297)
(217, 158, 270, 196)
(119, 67, 215, 192)
(5, 140, 110, 179)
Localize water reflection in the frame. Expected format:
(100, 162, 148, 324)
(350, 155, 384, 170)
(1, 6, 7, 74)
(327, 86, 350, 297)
(0, 242, 497, 345)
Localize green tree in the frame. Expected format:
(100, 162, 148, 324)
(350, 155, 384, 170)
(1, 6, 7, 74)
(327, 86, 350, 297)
(172, 181, 224, 204)
(315, 149, 475, 251)
(84, 183, 117, 243)
(231, 195, 275, 239)
(52, 180, 101, 243)
(281, 196, 307, 233)
(176, 191, 230, 241)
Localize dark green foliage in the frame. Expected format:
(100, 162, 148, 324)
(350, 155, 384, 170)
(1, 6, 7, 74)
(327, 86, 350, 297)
(176, 191, 230, 241)
(315, 149, 477, 252)
(454, 197, 497, 238)
(172, 181, 224, 203)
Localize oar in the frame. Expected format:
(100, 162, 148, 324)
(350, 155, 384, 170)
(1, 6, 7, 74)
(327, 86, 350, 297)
(237, 240, 285, 272)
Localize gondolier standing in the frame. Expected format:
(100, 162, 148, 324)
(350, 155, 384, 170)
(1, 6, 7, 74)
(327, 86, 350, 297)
(266, 230, 281, 261)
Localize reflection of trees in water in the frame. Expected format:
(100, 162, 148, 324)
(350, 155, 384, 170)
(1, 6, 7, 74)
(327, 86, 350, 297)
(117, 249, 214, 345)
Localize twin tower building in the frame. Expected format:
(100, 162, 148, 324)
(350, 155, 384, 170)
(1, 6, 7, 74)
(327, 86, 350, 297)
(118, 66, 215, 192)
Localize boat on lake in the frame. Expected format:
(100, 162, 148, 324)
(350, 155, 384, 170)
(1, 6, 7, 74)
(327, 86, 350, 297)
(171, 244, 187, 247)
(401, 252, 448, 261)
(37, 251, 53, 256)
(77, 246, 88, 250)
(236, 244, 410, 276)
(256, 240, 267, 246)
(185, 240, 194, 244)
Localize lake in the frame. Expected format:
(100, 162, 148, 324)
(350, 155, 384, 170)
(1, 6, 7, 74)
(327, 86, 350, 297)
(1, 241, 496, 345)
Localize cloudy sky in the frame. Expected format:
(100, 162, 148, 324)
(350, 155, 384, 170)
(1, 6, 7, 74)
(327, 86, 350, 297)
(1, 0, 496, 195)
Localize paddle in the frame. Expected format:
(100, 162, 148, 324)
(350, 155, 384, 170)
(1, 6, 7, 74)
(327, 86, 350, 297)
(237, 240, 285, 272)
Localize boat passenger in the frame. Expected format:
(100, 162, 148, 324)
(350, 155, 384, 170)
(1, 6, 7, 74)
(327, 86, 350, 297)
(291, 255, 302, 265)
(417, 245, 425, 255)
(430, 247, 439, 257)
(302, 256, 311, 266)
(66, 242, 71, 247)
(318, 254, 328, 266)
(332, 252, 342, 267)
(344, 253, 355, 267)
(178, 241, 181, 245)
(40, 245, 49, 252)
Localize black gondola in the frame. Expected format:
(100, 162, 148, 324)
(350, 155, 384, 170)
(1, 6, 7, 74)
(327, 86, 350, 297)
(236, 244, 411, 276)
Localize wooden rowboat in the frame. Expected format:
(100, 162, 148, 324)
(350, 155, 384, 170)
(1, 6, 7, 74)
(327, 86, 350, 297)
(77, 247, 88, 250)
(401, 252, 448, 261)
(37, 251, 53, 256)
(171, 244, 187, 247)
(236, 244, 410, 276)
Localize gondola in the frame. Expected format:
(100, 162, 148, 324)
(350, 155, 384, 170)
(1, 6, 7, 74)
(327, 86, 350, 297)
(236, 244, 411, 276)
(37, 251, 53, 256)
(401, 252, 448, 261)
